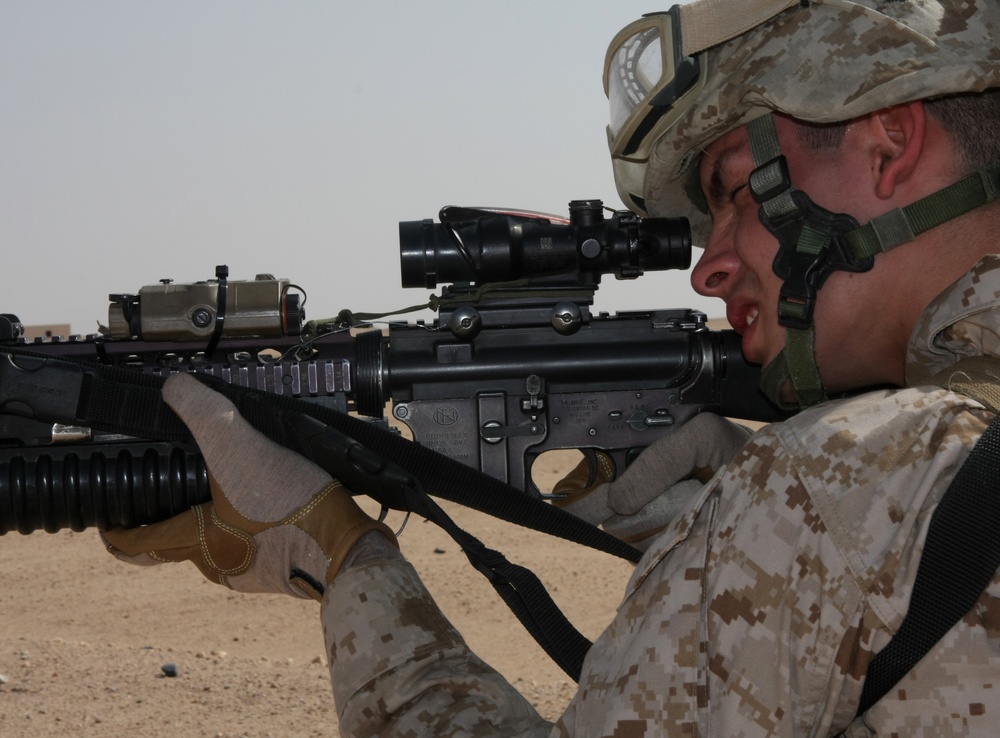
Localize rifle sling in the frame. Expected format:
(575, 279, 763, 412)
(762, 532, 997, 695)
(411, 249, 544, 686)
(855, 359, 1000, 718)
(18, 345, 1000, 697)
(33, 348, 642, 681)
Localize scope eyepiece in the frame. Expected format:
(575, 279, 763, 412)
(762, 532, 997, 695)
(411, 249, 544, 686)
(398, 199, 690, 289)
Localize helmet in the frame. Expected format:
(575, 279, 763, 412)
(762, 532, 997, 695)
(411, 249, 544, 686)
(605, 0, 1000, 247)
(605, 0, 1000, 409)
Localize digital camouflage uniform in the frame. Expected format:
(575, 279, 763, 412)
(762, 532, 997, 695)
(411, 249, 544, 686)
(323, 256, 1000, 737)
(93, 3, 1000, 735)
(321, 4, 1000, 734)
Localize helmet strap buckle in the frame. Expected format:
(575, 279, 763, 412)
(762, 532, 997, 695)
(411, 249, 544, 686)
(762, 190, 871, 330)
(750, 154, 793, 206)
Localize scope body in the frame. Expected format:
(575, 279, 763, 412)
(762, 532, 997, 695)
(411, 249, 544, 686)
(399, 200, 690, 288)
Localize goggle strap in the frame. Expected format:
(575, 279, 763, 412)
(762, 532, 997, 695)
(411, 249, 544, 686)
(677, 0, 804, 58)
(846, 165, 1000, 259)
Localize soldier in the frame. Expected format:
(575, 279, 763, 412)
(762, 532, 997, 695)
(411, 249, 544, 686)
(103, 1, 1000, 735)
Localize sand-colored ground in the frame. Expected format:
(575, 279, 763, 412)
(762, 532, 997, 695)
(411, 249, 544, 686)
(0, 450, 636, 737)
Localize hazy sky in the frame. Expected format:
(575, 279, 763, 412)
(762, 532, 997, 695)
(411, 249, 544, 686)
(2, 1, 715, 335)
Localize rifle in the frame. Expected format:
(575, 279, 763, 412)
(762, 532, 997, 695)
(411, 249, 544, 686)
(0, 199, 781, 536)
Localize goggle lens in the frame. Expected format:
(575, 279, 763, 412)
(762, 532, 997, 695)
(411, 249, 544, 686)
(605, 11, 705, 162)
(608, 26, 664, 138)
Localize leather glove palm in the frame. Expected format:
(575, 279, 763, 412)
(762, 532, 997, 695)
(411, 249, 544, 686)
(554, 413, 752, 551)
(102, 373, 396, 600)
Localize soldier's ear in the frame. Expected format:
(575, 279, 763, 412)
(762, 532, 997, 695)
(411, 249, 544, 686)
(870, 102, 926, 201)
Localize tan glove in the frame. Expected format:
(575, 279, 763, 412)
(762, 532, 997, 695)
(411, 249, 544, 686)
(553, 414, 752, 551)
(102, 373, 397, 600)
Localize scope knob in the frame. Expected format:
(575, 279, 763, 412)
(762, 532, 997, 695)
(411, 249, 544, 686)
(551, 302, 583, 335)
(580, 238, 602, 260)
(568, 199, 604, 227)
(449, 306, 482, 339)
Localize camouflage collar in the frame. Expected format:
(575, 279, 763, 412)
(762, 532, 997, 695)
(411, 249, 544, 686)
(906, 255, 1000, 386)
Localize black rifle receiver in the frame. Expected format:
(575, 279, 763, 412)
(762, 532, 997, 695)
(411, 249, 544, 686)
(0, 200, 780, 534)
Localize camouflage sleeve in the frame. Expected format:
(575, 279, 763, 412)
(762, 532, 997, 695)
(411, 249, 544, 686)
(318, 386, 997, 736)
(322, 557, 556, 738)
(559, 387, 997, 736)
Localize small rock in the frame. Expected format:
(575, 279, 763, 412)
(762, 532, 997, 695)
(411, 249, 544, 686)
(161, 663, 179, 678)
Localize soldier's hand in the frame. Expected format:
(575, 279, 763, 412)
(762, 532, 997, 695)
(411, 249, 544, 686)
(553, 414, 751, 551)
(101, 374, 397, 600)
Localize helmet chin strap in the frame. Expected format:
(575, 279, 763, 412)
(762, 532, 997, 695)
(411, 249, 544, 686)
(745, 113, 1000, 410)
(758, 332, 825, 412)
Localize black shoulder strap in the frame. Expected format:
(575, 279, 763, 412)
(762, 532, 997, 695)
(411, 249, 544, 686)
(5, 346, 641, 681)
(856, 410, 1000, 716)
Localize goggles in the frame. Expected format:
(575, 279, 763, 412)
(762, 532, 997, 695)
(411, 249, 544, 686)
(603, 8, 705, 163)
(604, 1, 808, 215)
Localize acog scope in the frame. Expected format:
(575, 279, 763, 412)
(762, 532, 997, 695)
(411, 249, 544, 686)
(398, 199, 690, 289)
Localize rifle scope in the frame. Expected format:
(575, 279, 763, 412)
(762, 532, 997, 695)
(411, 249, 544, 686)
(398, 199, 690, 289)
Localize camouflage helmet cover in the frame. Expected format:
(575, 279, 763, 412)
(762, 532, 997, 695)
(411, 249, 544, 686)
(608, 0, 1000, 246)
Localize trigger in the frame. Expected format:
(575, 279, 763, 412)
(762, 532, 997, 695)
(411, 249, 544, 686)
(584, 448, 617, 485)
(582, 448, 602, 487)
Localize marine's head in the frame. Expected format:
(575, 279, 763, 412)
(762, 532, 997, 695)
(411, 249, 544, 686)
(606, 0, 1000, 408)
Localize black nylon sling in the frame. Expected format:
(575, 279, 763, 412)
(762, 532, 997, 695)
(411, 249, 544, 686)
(24, 347, 642, 680)
(15, 344, 1000, 695)
(70, 353, 641, 562)
(855, 411, 1000, 716)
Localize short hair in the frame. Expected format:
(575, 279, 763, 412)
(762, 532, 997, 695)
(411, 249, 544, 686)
(925, 89, 1000, 173)
(794, 89, 1000, 174)
(795, 120, 848, 152)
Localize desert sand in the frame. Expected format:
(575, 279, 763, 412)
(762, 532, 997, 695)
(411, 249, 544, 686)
(0, 450, 636, 737)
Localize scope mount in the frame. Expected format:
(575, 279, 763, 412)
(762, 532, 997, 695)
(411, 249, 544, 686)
(432, 281, 596, 339)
